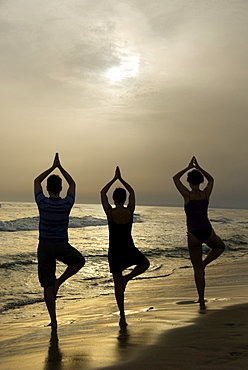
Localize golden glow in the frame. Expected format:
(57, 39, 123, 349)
(106, 56, 139, 82)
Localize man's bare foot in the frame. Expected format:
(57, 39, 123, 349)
(47, 320, 58, 330)
(119, 317, 128, 329)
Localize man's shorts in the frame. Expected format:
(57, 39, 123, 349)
(38, 240, 85, 287)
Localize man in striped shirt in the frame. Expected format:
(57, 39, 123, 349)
(34, 153, 85, 330)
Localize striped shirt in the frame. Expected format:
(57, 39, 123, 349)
(35, 190, 74, 241)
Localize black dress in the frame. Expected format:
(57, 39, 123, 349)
(108, 214, 145, 273)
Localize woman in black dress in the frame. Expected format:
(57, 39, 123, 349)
(101, 166, 150, 328)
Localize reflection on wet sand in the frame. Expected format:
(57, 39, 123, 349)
(44, 329, 90, 370)
(44, 330, 62, 370)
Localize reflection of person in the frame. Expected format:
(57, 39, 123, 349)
(34, 153, 85, 329)
(101, 167, 150, 328)
(173, 156, 225, 309)
(44, 330, 62, 370)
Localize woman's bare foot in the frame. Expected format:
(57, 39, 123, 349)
(119, 316, 128, 329)
(199, 300, 206, 310)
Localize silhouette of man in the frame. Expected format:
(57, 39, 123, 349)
(34, 153, 85, 329)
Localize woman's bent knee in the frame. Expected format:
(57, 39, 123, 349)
(213, 240, 225, 251)
(143, 257, 150, 268)
(207, 232, 225, 251)
(79, 256, 86, 268)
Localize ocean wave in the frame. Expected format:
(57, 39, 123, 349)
(0, 214, 142, 232)
(148, 264, 163, 272)
(0, 216, 107, 232)
(223, 234, 247, 246)
(0, 297, 44, 313)
(210, 217, 233, 224)
(0, 252, 37, 269)
(69, 216, 107, 228)
(0, 217, 39, 231)
(0, 259, 37, 269)
(144, 246, 189, 259)
(135, 269, 176, 280)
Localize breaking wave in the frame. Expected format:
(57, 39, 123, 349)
(0, 216, 107, 232)
(0, 214, 142, 232)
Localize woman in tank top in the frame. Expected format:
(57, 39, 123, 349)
(101, 166, 150, 328)
(173, 156, 225, 309)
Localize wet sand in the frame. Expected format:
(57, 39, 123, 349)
(1, 257, 247, 370)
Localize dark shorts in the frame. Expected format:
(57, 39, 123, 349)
(38, 240, 85, 287)
(189, 227, 212, 244)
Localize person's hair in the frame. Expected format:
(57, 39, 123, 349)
(113, 188, 127, 204)
(187, 169, 204, 185)
(47, 175, 62, 194)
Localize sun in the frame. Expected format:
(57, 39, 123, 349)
(106, 56, 139, 82)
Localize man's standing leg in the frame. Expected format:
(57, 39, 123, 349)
(44, 285, 57, 329)
(38, 241, 58, 328)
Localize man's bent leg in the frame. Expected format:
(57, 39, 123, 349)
(55, 259, 85, 296)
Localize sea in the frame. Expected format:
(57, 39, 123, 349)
(0, 202, 247, 314)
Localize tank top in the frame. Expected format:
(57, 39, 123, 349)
(184, 198, 211, 231)
(108, 215, 134, 248)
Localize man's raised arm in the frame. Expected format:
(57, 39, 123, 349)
(56, 154, 76, 196)
(34, 155, 57, 194)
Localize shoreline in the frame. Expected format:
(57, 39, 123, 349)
(0, 257, 248, 370)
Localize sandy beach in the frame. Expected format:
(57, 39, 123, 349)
(1, 257, 247, 370)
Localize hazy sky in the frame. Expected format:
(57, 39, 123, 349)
(0, 0, 247, 208)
